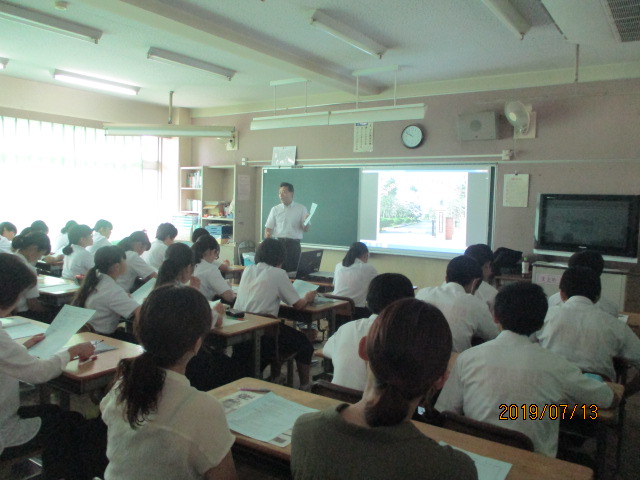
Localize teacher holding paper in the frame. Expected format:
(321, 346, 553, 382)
(264, 182, 310, 273)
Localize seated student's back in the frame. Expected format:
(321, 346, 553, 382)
(61, 224, 94, 280)
(292, 298, 477, 480)
(0, 221, 17, 253)
(332, 242, 378, 309)
(142, 223, 177, 270)
(87, 219, 113, 254)
(116, 231, 157, 292)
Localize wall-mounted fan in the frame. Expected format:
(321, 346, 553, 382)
(504, 101, 536, 138)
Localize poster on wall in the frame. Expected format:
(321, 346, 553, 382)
(272, 146, 297, 166)
(354, 123, 373, 152)
(503, 174, 529, 207)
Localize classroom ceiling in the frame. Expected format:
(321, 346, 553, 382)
(0, 0, 639, 114)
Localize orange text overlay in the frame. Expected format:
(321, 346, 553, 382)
(498, 404, 598, 421)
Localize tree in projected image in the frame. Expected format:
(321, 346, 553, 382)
(380, 178, 422, 229)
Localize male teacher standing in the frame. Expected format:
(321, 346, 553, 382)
(264, 182, 310, 273)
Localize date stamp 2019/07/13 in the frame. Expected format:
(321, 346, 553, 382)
(498, 404, 598, 421)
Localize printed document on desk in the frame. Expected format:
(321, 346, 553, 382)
(131, 278, 156, 304)
(292, 279, 319, 297)
(28, 305, 96, 358)
(226, 392, 317, 443)
(439, 442, 511, 480)
(1, 317, 47, 340)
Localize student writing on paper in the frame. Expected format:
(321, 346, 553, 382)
(61, 224, 95, 280)
(11, 231, 55, 322)
(233, 238, 316, 389)
(156, 243, 243, 391)
(192, 235, 236, 304)
(0, 221, 17, 253)
(87, 219, 114, 255)
(116, 231, 157, 293)
(72, 246, 140, 341)
(101, 285, 237, 480)
(142, 222, 178, 270)
(0, 253, 95, 476)
(332, 242, 378, 320)
(292, 298, 477, 480)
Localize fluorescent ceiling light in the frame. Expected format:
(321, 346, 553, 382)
(480, 0, 531, 39)
(53, 70, 140, 96)
(310, 9, 386, 58)
(0, 57, 7, 70)
(0, 0, 102, 43)
(147, 47, 235, 81)
(250, 104, 425, 130)
(104, 124, 235, 138)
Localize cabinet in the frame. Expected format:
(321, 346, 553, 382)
(179, 166, 256, 256)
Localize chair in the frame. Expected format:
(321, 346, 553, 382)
(236, 240, 256, 266)
(310, 379, 363, 404)
(321, 294, 356, 335)
(439, 411, 535, 451)
(246, 312, 296, 387)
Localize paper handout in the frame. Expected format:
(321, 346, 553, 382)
(130, 278, 156, 304)
(292, 279, 319, 297)
(303, 203, 318, 226)
(28, 305, 96, 358)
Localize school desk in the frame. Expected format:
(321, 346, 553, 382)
(208, 314, 281, 378)
(37, 275, 78, 306)
(18, 318, 143, 409)
(36, 260, 63, 277)
(278, 298, 348, 337)
(223, 264, 245, 283)
(210, 378, 595, 480)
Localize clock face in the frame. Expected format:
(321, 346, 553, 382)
(401, 125, 425, 148)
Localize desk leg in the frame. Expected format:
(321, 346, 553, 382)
(252, 330, 263, 379)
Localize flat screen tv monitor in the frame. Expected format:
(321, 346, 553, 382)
(534, 194, 640, 261)
(296, 249, 323, 279)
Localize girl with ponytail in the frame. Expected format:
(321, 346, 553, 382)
(116, 231, 157, 293)
(192, 235, 235, 304)
(11, 231, 52, 319)
(73, 246, 140, 339)
(87, 219, 114, 254)
(291, 298, 477, 480)
(61, 224, 94, 280)
(332, 241, 378, 318)
(100, 285, 237, 479)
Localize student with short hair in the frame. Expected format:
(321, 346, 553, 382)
(52, 220, 77, 255)
(72, 246, 140, 340)
(100, 285, 237, 479)
(435, 282, 617, 457)
(192, 235, 235, 304)
(87, 219, 114, 254)
(0, 253, 95, 476)
(332, 242, 378, 319)
(29, 220, 49, 235)
(11, 231, 52, 320)
(416, 255, 499, 352)
(142, 222, 178, 270)
(191, 228, 231, 274)
(0, 221, 17, 253)
(116, 231, 157, 293)
(464, 244, 498, 311)
(61, 224, 95, 280)
(547, 250, 618, 316)
(191, 227, 210, 244)
(234, 238, 316, 389)
(538, 267, 640, 391)
(322, 273, 414, 391)
(292, 298, 477, 480)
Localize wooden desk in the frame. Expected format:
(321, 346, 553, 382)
(494, 273, 531, 289)
(36, 260, 63, 277)
(278, 298, 348, 337)
(622, 311, 640, 339)
(38, 275, 78, 306)
(224, 265, 245, 283)
(210, 378, 594, 480)
(208, 314, 280, 378)
(19, 318, 143, 409)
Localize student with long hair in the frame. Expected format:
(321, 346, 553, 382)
(292, 298, 476, 479)
(52, 220, 78, 255)
(88, 219, 113, 254)
(11, 231, 53, 320)
(72, 246, 140, 340)
(61, 224, 94, 280)
(333, 242, 378, 319)
(191, 228, 231, 273)
(0, 221, 17, 253)
(142, 222, 178, 270)
(0, 253, 95, 476)
(116, 231, 157, 292)
(192, 235, 235, 304)
(100, 285, 237, 480)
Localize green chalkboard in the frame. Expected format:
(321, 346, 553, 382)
(262, 168, 360, 247)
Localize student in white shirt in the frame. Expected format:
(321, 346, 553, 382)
(11, 231, 52, 320)
(192, 235, 235, 304)
(436, 282, 618, 457)
(292, 298, 477, 480)
(116, 231, 157, 293)
(192, 228, 231, 274)
(547, 250, 618, 317)
(142, 222, 178, 270)
(234, 238, 316, 389)
(87, 219, 113, 255)
(100, 284, 237, 480)
(52, 220, 77, 255)
(538, 266, 640, 393)
(61, 224, 94, 280)
(72, 246, 140, 340)
(0, 253, 95, 475)
(323, 273, 415, 391)
(416, 255, 499, 352)
(333, 242, 378, 319)
(0, 221, 17, 253)
(464, 244, 498, 312)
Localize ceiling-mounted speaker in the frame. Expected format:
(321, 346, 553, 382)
(457, 111, 497, 141)
(505, 101, 536, 138)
